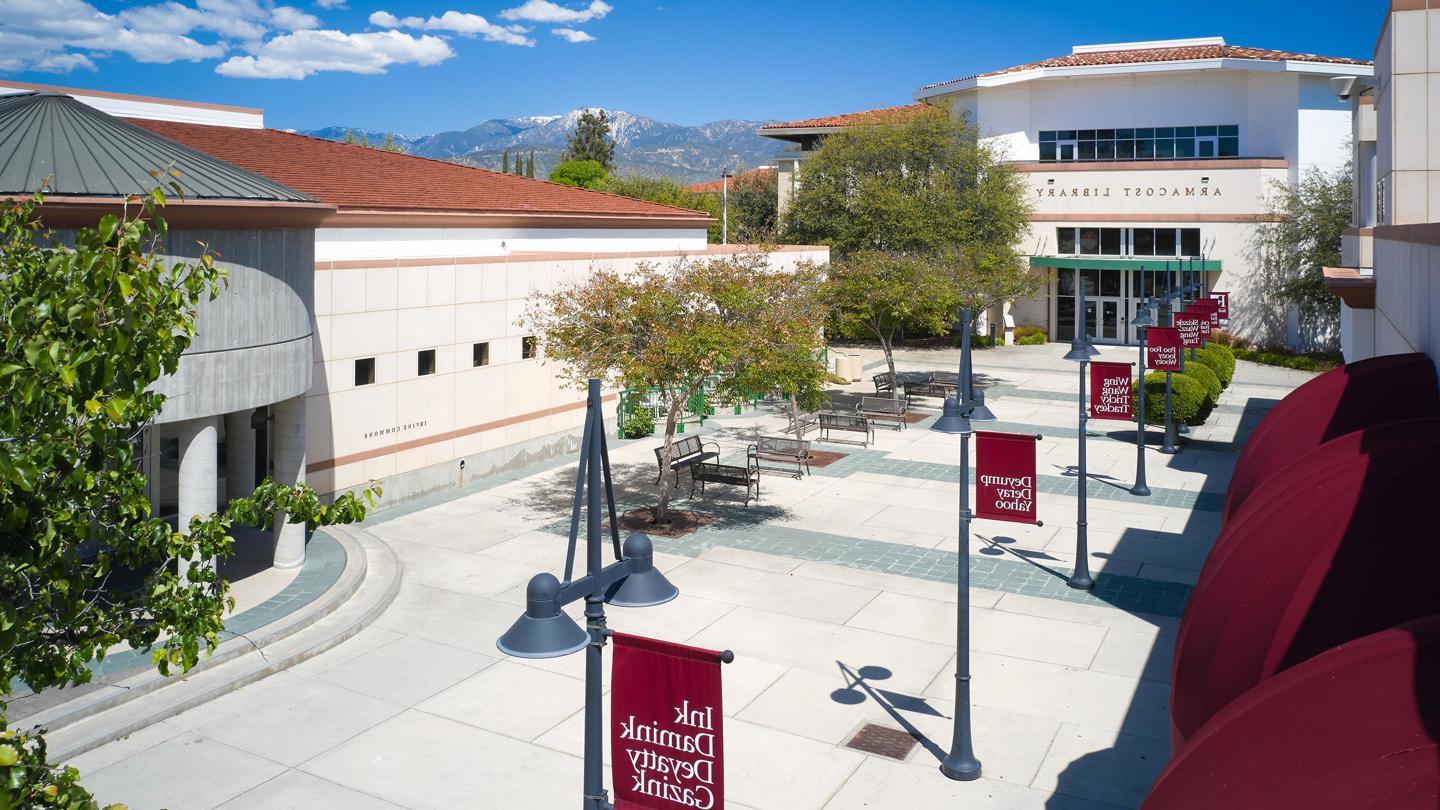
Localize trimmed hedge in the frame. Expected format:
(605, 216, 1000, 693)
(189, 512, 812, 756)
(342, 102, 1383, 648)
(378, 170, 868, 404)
(1136, 371, 1210, 427)
(1016, 332, 1047, 346)
(1232, 347, 1341, 373)
(1185, 360, 1222, 406)
(1195, 344, 1235, 387)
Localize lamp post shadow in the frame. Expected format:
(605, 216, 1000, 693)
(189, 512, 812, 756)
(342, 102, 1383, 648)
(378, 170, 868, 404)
(830, 662, 948, 764)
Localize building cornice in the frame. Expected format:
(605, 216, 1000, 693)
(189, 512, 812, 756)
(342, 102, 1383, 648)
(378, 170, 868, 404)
(320, 208, 715, 230)
(1374, 223, 1440, 247)
(1322, 266, 1376, 309)
(314, 243, 828, 271)
(10, 195, 337, 229)
(1013, 158, 1288, 173)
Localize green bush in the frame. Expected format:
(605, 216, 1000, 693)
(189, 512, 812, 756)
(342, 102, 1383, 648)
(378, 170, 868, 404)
(965, 332, 1005, 348)
(621, 406, 655, 439)
(1016, 332, 1047, 346)
(1232, 347, 1341, 373)
(1014, 325, 1046, 339)
(1135, 371, 1209, 427)
(1192, 345, 1234, 388)
(549, 159, 609, 189)
(1185, 360, 1222, 406)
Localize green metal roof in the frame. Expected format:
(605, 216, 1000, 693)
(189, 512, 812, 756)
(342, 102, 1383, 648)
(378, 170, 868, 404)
(0, 92, 314, 203)
(1030, 256, 1222, 272)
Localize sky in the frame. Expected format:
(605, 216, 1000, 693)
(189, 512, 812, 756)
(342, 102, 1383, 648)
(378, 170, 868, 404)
(0, 0, 1389, 134)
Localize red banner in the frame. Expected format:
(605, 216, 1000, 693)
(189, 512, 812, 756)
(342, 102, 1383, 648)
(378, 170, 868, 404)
(1190, 298, 1221, 328)
(1210, 291, 1230, 320)
(612, 633, 725, 810)
(1147, 327, 1183, 372)
(1089, 361, 1134, 421)
(975, 431, 1038, 524)
(1174, 312, 1206, 348)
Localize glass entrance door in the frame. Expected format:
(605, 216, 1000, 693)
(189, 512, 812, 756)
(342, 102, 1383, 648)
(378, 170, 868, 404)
(1082, 268, 1126, 344)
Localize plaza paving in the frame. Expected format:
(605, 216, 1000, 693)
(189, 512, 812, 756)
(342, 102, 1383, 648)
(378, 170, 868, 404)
(70, 342, 1313, 809)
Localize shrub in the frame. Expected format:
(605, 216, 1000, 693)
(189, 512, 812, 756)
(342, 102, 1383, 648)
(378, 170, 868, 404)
(1014, 325, 1046, 339)
(1193, 345, 1234, 388)
(621, 406, 655, 439)
(1136, 371, 1209, 427)
(1185, 360, 1222, 406)
(549, 159, 609, 189)
(1212, 330, 1251, 351)
(965, 332, 1005, 348)
(1016, 332, 1048, 346)
(1232, 347, 1341, 373)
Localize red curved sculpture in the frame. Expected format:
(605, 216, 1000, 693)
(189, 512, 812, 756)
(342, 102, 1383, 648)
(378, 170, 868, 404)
(1171, 434, 1440, 748)
(1222, 353, 1438, 524)
(1146, 616, 1440, 810)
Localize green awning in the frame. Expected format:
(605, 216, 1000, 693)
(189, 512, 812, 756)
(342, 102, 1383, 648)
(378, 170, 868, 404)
(1030, 256, 1222, 272)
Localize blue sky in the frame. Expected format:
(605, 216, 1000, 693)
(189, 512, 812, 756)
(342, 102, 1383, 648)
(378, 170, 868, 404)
(0, 0, 1388, 134)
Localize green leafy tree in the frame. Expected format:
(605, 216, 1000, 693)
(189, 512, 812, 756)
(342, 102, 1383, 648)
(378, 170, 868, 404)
(1250, 161, 1352, 350)
(525, 254, 826, 523)
(601, 175, 722, 240)
(526, 150, 536, 178)
(826, 250, 957, 379)
(562, 110, 616, 170)
(379, 133, 404, 153)
(549, 159, 610, 190)
(783, 106, 1029, 258)
(0, 192, 377, 807)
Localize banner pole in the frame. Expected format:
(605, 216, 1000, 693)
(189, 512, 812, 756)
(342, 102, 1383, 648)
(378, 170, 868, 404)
(1132, 314, 1151, 496)
(1069, 289, 1095, 591)
(583, 379, 611, 810)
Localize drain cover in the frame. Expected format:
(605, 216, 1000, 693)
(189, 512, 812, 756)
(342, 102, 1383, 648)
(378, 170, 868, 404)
(844, 723, 919, 760)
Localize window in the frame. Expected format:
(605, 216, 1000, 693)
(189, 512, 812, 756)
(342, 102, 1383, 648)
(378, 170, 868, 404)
(354, 358, 375, 386)
(1038, 124, 1241, 162)
(522, 336, 538, 360)
(1057, 228, 1076, 254)
(418, 349, 436, 376)
(473, 342, 490, 367)
(1055, 227, 1202, 257)
(1055, 227, 1124, 256)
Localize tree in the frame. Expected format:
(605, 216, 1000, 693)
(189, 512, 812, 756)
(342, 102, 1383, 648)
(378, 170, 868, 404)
(526, 150, 536, 178)
(782, 107, 1030, 259)
(379, 133, 404, 154)
(0, 192, 377, 807)
(562, 109, 616, 170)
(1250, 162, 1352, 350)
(549, 159, 609, 190)
(827, 250, 957, 379)
(342, 129, 366, 147)
(525, 254, 827, 523)
(502, 151, 511, 174)
(601, 174, 722, 240)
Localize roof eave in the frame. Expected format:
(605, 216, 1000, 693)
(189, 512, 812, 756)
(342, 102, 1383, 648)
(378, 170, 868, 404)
(321, 208, 716, 230)
(9, 195, 338, 229)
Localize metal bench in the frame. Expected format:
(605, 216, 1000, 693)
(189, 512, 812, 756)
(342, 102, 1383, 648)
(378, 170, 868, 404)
(788, 410, 820, 437)
(749, 435, 813, 478)
(904, 371, 959, 400)
(653, 435, 719, 487)
(873, 371, 897, 397)
(858, 396, 907, 431)
(690, 457, 760, 505)
(818, 412, 874, 447)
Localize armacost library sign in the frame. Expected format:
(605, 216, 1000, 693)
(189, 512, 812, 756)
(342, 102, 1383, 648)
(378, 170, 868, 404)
(1034, 184, 1224, 199)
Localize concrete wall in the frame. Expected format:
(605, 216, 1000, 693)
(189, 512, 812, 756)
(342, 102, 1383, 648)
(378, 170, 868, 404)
(307, 246, 830, 502)
(315, 226, 710, 262)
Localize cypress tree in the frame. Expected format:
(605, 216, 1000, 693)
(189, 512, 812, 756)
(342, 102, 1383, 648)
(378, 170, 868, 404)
(526, 151, 535, 178)
(502, 152, 510, 173)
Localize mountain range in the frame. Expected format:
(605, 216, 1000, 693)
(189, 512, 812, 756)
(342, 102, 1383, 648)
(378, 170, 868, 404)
(300, 109, 781, 186)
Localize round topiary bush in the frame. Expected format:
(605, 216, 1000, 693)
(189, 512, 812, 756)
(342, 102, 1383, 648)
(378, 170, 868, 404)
(1136, 371, 1209, 427)
(1185, 360, 1222, 406)
(1196, 344, 1235, 386)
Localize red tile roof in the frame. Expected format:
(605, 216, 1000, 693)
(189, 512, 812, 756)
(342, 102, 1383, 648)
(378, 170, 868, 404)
(921, 44, 1371, 91)
(683, 167, 776, 193)
(759, 104, 928, 131)
(128, 119, 712, 221)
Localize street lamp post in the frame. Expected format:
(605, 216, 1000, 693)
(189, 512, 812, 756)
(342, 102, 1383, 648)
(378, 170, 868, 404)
(721, 166, 734, 245)
(1131, 297, 1153, 496)
(1063, 284, 1096, 591)
(1160, 275, 1179, 455)
(931, 307, 997, 782)
(497, 379, 681, 810)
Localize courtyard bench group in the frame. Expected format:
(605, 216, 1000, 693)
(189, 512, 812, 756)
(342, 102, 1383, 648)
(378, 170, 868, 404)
(653, 435, 718, 486)
(690, 456, 761, 505)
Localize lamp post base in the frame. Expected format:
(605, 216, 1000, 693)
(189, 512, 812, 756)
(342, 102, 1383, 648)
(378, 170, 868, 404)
(1129, 484, 1152, 496)
(1067, 572, 1095, 590)
(940, 754, 983, 782)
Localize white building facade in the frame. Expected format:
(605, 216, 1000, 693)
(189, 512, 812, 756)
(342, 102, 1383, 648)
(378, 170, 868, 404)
(763, 37, 1372, 346)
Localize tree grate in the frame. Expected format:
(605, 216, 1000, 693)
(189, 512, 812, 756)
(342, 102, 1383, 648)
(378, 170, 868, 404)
(844, 723, 919, 760)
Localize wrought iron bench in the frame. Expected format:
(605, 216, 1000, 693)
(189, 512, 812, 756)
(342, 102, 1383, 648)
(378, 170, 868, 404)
(858, 396, 907, 431)
(788, 409, 820, 437)
(653, 435, 719, 486)
(748, 435, 813, 478)
(690, 457, 761, 505)
(818, 412, 874, 447)
(904, 371, 959, 400)
(873, 371, 897, 397)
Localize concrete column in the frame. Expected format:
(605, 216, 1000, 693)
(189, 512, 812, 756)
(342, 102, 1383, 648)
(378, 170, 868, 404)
(224, 410, 256, 503)
(271, 396, 307, 569)
(176, 416, 219, 585)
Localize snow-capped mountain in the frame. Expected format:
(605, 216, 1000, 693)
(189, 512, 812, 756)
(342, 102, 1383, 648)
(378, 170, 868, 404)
(300, 108, 779, 185)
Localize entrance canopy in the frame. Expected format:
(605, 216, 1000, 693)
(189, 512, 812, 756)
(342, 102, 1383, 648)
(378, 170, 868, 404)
(1030, 256, 1221, 272)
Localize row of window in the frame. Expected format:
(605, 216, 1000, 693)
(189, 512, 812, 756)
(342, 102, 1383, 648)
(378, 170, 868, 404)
(1056, 227, 1203, 258)
(1039, 125, 1240, 162)
(353, 337, 538, 386)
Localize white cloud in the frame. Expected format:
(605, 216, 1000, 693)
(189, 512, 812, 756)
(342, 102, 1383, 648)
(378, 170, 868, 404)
(499, 0, 611, 24)
(269, 6, 320, 30)
(313, 0, 346, 7)
(551, 27, 593, 43)
(370, 9, 534, 47)
(215, 28, 453, 78)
